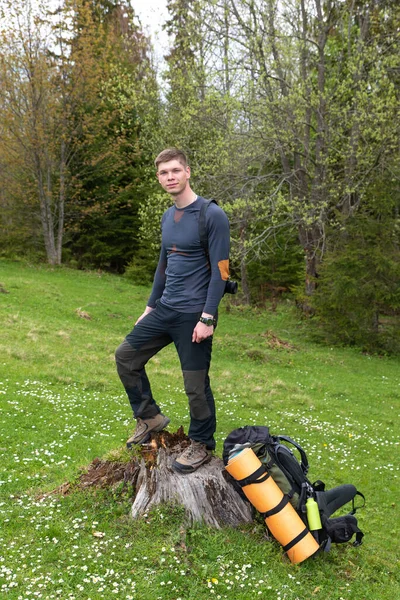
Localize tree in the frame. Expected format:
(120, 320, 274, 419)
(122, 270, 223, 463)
(310, 207, 400, 353)
(162, 0, 235, 186)
(162, 0, 264, 300)
(0, 0, 160, 268)
(0, 0, 72, 264)
(195, 0, 400, 299)
(61, 0, 160, 270)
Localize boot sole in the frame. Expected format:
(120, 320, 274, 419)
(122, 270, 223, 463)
(126, 416, 170, 448)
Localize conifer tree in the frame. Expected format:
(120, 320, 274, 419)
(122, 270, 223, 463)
(64, 0, 160, 270)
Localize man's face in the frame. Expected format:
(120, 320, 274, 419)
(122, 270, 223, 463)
(156, 159, 190, 196)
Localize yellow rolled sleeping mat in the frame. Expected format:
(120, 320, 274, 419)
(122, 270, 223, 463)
(226, 447, 319, 564)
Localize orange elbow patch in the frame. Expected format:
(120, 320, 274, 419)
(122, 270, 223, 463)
(218, 259, 230, 281)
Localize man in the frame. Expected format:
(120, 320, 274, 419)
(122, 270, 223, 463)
(115, 148, 230, 473)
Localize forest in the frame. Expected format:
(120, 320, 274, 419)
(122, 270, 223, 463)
(0, 0, 399, 352)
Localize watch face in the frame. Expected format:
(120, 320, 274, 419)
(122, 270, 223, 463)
(201, 317, 213, 326)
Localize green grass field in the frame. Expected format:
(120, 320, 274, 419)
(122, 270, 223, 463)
(0, 259, 399, 599)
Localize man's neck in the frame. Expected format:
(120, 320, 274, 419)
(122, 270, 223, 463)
(173, 188, 197, 209)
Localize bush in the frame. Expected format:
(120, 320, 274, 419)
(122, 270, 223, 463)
(123, 249, 156, 286)
(311, 216, 400, 354)
(123, 192, 171, 284)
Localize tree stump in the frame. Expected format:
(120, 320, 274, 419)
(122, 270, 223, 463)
(46, 427, 253, 529)
(131, 427, 253, 528)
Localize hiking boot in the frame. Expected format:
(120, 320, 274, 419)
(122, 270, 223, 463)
(126, 414, 170, 448)
(172, 440, 212, 473)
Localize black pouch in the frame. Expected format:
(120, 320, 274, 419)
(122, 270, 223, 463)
(323, 514, 364, 546)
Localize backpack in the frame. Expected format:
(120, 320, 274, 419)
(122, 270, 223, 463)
(223, 425, 365, 551)
(198, 199, 218, 255)
(198, 199, 238, 296)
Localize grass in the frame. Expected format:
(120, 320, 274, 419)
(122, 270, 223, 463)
(0, 259, 399, 600)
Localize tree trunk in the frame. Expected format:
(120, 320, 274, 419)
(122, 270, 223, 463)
(37, 173, 58, 265)
(239, 224, 251, 304)
(304, 249, 318, 297)
(56, 140, 66, 264)
(35, 148, 65, 266)
(298, 224, 321, 298)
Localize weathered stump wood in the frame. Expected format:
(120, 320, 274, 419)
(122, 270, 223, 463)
(131, 428, 253, 528)
(45, 427, 253, 529)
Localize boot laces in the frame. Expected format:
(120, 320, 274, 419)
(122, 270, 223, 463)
(185, 441, 203, 457)
(134, 418, 146, 435)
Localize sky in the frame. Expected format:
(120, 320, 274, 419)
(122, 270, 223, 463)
(20, 0, 171, 68)
(132, 0, 170, 65)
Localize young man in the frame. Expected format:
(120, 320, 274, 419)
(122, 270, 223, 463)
(115, 148, 230, 473)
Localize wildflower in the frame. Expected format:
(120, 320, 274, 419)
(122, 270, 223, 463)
(92, 531, 105, 538)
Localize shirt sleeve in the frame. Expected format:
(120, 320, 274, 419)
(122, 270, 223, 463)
(147, 246, 167, 308)
(147, 213, 168, 308)
(203, 204, 231, 315)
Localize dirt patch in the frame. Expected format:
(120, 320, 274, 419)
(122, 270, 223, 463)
(261, 330, 296, 350)
(41, 427, 190, 498)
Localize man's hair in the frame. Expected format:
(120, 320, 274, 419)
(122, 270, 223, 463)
(155, 148, 188, 169)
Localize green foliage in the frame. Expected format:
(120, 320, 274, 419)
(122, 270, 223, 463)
(0, 195, 45, 261)
(0, 0, 161, 270)
(246, 228, 304, 304)
(162, 0, 238, 196)
(0, 0, 71, 264)
(123, 247, 157, 286)
(63, 0, 160, 271)
(123, 192, 171, 283)
(311, 213, 400, 353)
(1, 0, 399, 323)
(171, 0, 400, 300)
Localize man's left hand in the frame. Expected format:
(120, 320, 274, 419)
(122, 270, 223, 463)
(192, 321, 214, 343)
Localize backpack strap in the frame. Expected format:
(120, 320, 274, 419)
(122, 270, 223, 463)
(198, 199, 218, 258)
(351, 491, 366, 515)
(312, 480, 326, 492)
(353, 529, 364, 547)
(277, 435, 310, 476)
(298, 482, 311, 517)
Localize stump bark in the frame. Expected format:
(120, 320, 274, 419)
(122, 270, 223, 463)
(46, 427, 253, 529)
(131, 427, 253, 528)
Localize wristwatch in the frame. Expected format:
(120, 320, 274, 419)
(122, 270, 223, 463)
(199, 316, 215, 327)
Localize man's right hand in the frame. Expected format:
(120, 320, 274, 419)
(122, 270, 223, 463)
(135, 306, 154, 325)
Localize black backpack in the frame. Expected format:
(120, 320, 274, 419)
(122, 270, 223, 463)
(198, 198, 218, 254)
(223, 426, 365, 551)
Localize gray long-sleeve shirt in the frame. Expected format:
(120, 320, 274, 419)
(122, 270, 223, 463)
(147, 196, 230, 315)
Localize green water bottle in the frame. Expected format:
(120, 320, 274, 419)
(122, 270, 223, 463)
(306, 497, 322, 531)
